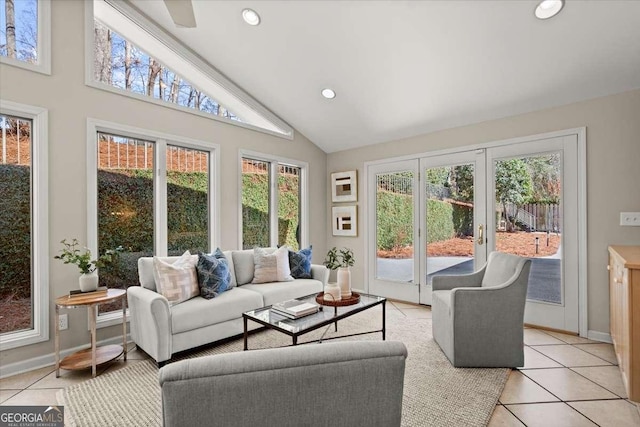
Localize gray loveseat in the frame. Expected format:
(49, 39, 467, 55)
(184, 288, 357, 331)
(159, 341, 408, 427)
(128, 249, 329, 364)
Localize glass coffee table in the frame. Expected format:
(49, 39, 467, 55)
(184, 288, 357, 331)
(243, 293, 386, 350)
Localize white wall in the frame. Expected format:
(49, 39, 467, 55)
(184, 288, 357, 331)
(0, 0, 326, 367)
(327, 88, 640, 337)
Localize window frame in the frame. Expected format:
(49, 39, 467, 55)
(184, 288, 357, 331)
(87, 118, 220, 328)
(0, 0, 51, 75)
(239, 150, 309, 250)
(84, 0, 293, 140)
(0, 100, 49, 350)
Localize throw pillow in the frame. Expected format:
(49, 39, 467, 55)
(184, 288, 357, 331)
(252, 246, 294, 284)
(153, 250, 199, 306)
(196, 249, 232, 299)
(288, 246, 313, 279)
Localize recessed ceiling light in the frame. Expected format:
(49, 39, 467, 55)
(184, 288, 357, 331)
(321, 88, 336, 99)
(242, 8, 261, 26)
(535, 0, 564, 20)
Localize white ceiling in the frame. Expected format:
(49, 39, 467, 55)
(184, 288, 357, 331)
(130, 0, 640, 153)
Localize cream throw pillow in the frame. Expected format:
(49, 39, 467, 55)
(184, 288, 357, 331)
(153, 250, 199, 306)
(252, 246, 294, 284)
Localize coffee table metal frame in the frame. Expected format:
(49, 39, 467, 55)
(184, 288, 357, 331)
(242, 292, 386, 350)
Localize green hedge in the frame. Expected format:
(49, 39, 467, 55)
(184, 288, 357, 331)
(0, 165, 31, 297)
(425, 199, 454, 243)
(376, 190, 462, 251)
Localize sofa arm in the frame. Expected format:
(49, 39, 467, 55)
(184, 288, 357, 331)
(160, 341, 407, 427)
(432, 265, 485, 291)
(310, 264, 329, 286)
(127, 286, 172, 363)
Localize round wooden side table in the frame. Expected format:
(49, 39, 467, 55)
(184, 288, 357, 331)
(55, 288, 127, 378)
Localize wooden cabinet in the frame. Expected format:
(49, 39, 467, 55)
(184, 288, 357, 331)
(608, 245, 640, 402)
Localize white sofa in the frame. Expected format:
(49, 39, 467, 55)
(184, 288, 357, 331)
(128, 249, 329, 364)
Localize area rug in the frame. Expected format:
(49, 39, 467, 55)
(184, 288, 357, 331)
(58, 308, 508, 426)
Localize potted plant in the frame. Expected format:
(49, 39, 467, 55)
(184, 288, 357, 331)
(324, 247, 355, 298)
(54, 239, 122, 292)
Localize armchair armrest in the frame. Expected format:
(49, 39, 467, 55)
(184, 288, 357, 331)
(127, 286, 172, 363)
(310, 264, 329, 286)
(432, 265, 486, 291)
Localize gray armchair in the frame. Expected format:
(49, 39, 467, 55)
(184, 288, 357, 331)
(432, 251, 532, 368)
(159, 341, 408, 427)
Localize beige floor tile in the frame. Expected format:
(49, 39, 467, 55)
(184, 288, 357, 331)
(399, 308, 432, 319)
(506, 402, 597, 427)
(0, 366, 54, 390)
(522, 368, 618, 401)
(523, 329, 566, 345)
(0, 390, 20, 404)
(571, 366, 628, 398)
(542, 330, 599, 344)
(488, 405, 525, 426)
(568, 399, 640, 427)
(499, 371, 559, 404)
(574, 343, 618, 365)
(126, 346, 151, 360)
(29, 366, 110, 389)
(389, 300, 422, 309)
(533, 344, 612, 367)
(519, 346, 563, 369)
(0, 388, 62, 406)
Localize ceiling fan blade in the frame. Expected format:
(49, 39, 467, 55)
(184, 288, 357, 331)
(163, 0, 196, 28)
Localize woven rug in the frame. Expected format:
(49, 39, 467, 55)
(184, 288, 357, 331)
(58, 308, 508, 426)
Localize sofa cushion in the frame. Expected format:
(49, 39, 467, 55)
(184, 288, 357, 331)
(196, 249, 232, 299)
(170, 288, 263, 334)
(139, 254, 198, 292)
(252, 246, 294, 284)
(222, 250, 237, 288)
(288, 246, 313, 279)
(153, 251, 199, 306)
(232, 248, 276, 285)
(241, 279, 323, 307)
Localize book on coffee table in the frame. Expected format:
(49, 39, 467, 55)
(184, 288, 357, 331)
(271, 300, 319, 319)
(68, 286, 108, 299)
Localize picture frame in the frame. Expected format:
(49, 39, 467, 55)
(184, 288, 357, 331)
(331, 170, 357, 202)
(332, 205, 357, 237)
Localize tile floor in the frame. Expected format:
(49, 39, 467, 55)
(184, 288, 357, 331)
(1, 301, 639, 426)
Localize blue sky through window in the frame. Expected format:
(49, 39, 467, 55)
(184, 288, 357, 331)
(0, 0, 37, 62)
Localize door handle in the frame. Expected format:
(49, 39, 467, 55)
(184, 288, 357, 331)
(477, 224, 484, 245)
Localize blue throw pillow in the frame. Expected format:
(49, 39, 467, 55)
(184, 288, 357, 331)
(288, 246, 312, 279)
(196, 249, 231, 299)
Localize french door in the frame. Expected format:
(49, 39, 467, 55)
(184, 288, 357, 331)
(367, 134, 581, 333)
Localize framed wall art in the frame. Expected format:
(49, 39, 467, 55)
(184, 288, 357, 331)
(331, 170, 357, 202)
(332, 205, 357, 236)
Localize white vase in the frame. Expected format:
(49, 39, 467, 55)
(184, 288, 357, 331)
(79, 271, 99, 292)
(337, 267, 352, 298)
(323, 283, 341, 302)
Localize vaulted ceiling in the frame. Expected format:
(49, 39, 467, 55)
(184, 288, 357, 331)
(130, 1, 640, 153)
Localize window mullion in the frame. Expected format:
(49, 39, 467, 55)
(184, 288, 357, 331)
(156, 139, 168, 256)
(269, 162, 279, 247)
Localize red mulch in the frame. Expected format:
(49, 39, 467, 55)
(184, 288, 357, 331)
(0, 294, 32, 334)
(378, 231, 561, 259)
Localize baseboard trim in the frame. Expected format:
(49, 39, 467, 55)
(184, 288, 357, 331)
(587, 330, 612, 343)
(0, 334, 133, 379)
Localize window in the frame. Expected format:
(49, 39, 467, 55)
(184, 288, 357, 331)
(0, 0, 50, 74)
(92, 20, 242, 123)
(88, 0, 292, 139)
(241, 153, 307, 251)
(0, 100, 48, 350)
(88, 120, 218, 324)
